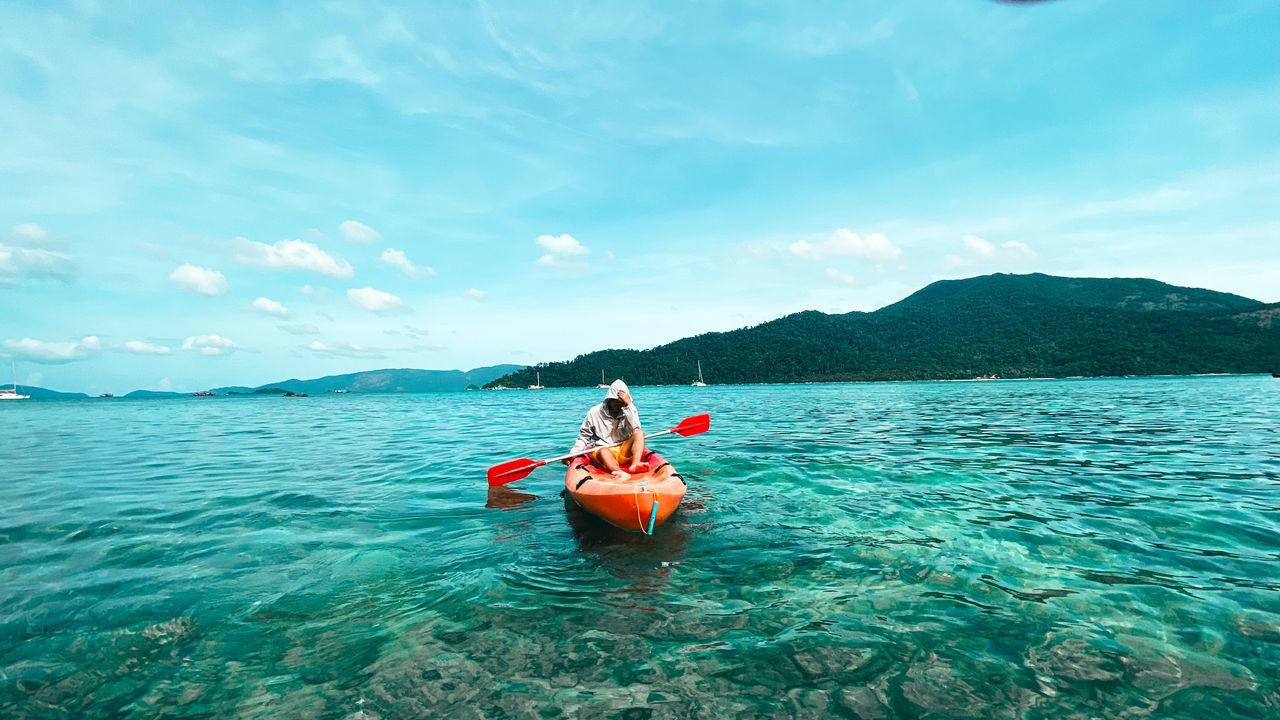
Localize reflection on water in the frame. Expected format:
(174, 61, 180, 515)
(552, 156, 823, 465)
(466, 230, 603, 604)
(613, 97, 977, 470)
(485, 485, 539, 510)
(2, 377, 1279, 718)
(561, 490, 696, 595)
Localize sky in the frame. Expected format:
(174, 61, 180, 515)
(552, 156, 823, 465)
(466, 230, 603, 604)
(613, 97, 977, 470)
(1, 0, 1277, 394)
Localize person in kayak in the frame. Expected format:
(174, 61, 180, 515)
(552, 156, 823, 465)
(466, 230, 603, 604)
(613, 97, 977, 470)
(570, 379, 648, 476)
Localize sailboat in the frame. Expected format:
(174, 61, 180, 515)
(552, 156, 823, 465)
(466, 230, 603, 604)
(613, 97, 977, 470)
(1, 360, 30, 400)
(528, 371, 545, 390)
(596, 369, 609, 389)
(691, 360, 707, 387)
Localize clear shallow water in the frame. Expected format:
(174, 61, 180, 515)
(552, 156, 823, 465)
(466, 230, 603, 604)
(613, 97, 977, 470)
(2, 376, 1279, 719)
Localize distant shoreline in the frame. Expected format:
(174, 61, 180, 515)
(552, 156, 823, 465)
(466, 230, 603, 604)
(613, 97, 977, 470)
(9, 372, 1273, 400)
(485, 371, 1269, 390)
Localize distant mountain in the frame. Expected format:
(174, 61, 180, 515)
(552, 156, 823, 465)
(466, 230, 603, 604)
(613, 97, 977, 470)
(486, 273, 1280, 387)
(7, 386, 89, 399)
(888, 273, 1261, 315)
(207, 364, 523, 395)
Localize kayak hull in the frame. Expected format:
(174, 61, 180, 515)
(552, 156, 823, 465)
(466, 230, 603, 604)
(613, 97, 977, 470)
(564, 450, 686, 533)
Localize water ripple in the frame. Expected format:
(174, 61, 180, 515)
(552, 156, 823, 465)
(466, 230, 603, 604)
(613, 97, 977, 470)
(2, 377, 1279, 717)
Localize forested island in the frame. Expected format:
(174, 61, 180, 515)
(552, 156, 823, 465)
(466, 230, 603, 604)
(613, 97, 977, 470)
(486, 273, 1280, 388)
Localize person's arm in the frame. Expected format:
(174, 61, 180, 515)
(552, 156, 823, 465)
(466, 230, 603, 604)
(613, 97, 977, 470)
(623, 403, 641, 434)
(569, 412, 596, 456)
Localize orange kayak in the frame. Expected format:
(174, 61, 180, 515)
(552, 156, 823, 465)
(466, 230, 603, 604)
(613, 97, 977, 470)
(564, 450, 686, 533)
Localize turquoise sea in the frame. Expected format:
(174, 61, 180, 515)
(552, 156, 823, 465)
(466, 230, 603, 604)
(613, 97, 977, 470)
(3, 376, 1279, 719)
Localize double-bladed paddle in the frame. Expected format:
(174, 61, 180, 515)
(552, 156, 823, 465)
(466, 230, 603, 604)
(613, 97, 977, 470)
(486, 413, 710, 486)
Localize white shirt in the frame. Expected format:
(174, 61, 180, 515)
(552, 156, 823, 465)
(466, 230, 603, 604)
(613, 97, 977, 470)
(570, 402, 642, 455)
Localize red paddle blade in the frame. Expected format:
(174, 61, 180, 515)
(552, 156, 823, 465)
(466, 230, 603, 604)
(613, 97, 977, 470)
(671, 413, 710, 436)
(487, 458, 543, 486)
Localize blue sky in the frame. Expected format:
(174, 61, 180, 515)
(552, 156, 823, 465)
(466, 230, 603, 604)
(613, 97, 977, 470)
(2, 1, 1277, 394)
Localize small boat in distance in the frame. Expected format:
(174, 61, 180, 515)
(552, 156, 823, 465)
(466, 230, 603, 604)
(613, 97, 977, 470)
(99, 393, 114, 398)
(529, 372, 545, 390)
(691, 360, 707, 387)
(193, 391, 216, 397)
(1, 361, 29, 400)
(596, 369, 608, 389)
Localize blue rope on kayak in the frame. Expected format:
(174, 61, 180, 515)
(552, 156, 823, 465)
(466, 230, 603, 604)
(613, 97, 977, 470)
(636, 483, 659, 535)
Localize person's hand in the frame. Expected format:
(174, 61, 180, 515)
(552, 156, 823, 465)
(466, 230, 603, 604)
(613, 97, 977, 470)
(618, 389, 632, 405)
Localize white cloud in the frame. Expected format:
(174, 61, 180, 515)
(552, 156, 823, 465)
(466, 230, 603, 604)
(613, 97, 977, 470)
(4, 336, 101, 363)
(403, 342, 447, 352)
(536, 254, 583, 268)
(465, 288, 487, 300)
(278, 323, 321, 335)
(944, 235, 1038, 269)
(347, 286, 409, 313)
(537, 233, 587, 255)
(789, 229, 901, 262)
(307, 340, 385, 358)
(155, 378, 172, 391)
(169, 264, 228, 296)
(1002, 240, 1036, 258)
(247, 297, 289, 316)
(11, 223, 51, 244)
(232, 238, 353, 277)
(339, 220, 381, 245)
(535, 233, 590, 269)
(379, 248, 435, 278)
(0, 243, 77, 283)
(300, 284, 329, 301)
(962, 234, 995, 258)
(121, 340, 171, 355)
(1, 224, 76, 283)
(824, 268, 857, 287)
(1074, 188, 1197, 218)
(181, 334, 238, 356)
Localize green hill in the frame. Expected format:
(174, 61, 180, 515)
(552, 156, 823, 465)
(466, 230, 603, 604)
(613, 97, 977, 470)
(208, 364, 523, 395)
(486, 273, 1280, 387)
(887, 273, 1259, 315)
